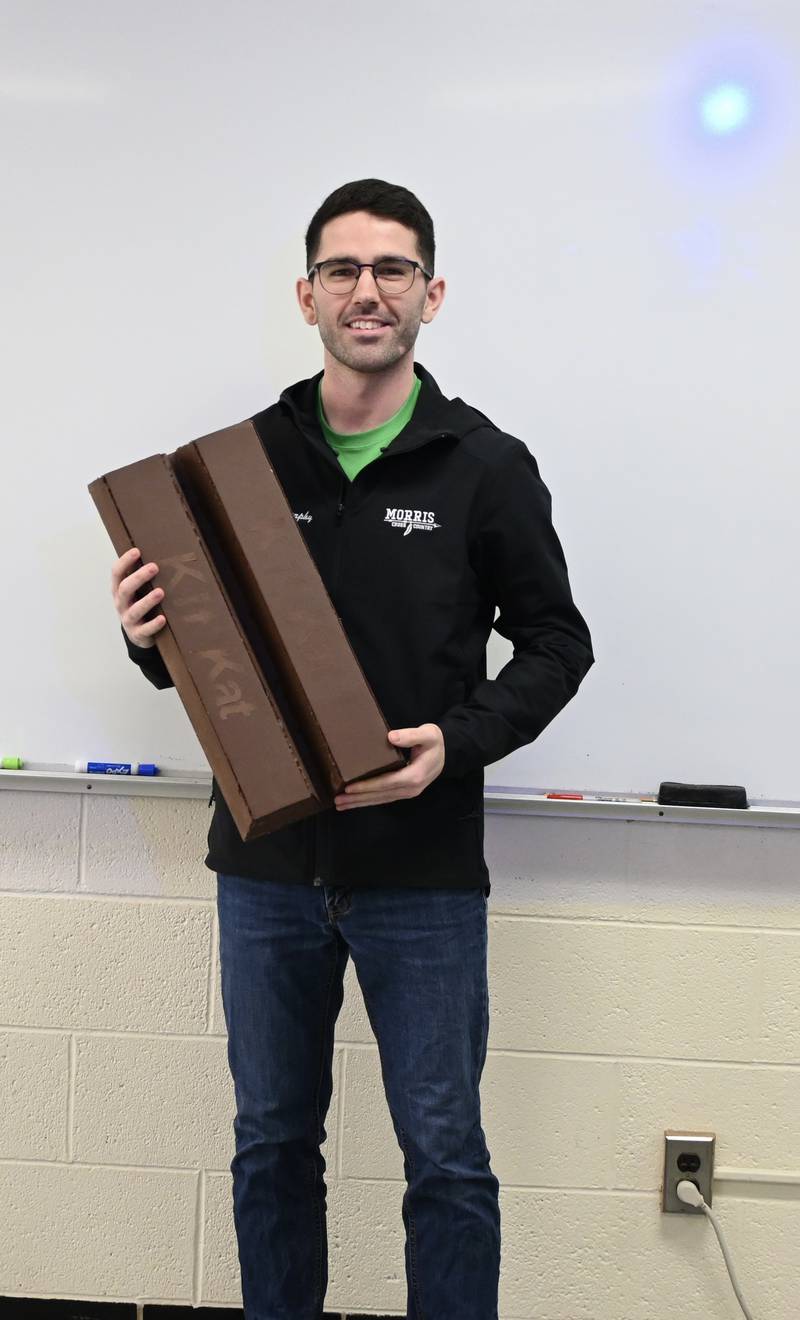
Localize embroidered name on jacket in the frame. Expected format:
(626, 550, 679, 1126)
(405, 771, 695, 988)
(385, 508, 442, 537)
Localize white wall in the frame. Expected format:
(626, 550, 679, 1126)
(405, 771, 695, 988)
(2, 791, 799, 1317)
(4, 0, 800, 796)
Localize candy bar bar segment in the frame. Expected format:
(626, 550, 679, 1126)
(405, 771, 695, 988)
(89, 455, 319, 840)
(172, 422, 404, 793)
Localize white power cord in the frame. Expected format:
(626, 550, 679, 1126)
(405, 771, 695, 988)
(676, 1180, 756, 1319)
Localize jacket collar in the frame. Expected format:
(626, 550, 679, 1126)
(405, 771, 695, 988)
(276, 360, 484, 458)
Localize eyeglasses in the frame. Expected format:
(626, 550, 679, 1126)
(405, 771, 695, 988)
(306, 257, 432, 295)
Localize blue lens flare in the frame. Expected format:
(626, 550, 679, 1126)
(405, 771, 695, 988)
(700, 83, 752, 135)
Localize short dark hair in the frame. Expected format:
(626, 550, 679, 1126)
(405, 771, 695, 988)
(305, 178, 435, 277)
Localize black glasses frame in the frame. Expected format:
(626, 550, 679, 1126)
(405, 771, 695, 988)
(306, 258, 433, 292)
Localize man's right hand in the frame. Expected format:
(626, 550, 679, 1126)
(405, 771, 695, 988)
(112, 547, 167, 650)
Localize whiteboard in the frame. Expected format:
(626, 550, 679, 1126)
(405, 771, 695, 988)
(3, 0, 799, 800)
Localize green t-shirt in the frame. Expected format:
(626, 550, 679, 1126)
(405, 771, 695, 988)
(317, 373, 422, 481)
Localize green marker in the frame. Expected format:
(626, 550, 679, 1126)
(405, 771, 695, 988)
(1, 756, 23, 770)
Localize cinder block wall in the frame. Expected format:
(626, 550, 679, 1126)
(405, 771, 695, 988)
(1, 788, 799, 1317)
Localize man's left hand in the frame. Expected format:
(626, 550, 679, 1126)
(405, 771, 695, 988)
(334, 723, 445, 809)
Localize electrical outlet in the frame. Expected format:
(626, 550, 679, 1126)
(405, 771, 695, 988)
(662, 1130, 715, 1213)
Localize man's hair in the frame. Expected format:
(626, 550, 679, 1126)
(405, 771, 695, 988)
(305, 178, 435, 277)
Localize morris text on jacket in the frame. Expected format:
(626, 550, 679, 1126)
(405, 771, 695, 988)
(384, 508, 442, 536)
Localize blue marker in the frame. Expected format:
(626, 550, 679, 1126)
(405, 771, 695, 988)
(75, 760, 159, 776)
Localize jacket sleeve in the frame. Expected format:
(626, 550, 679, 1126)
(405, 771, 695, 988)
(122, 626, 175, 690)
(437, 438, 594, 778)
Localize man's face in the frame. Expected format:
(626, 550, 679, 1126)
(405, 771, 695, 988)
(297, 210, 445, 374)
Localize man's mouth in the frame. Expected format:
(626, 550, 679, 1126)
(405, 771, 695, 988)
(346, 320, 391, 335)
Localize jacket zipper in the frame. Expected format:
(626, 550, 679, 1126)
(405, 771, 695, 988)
(312, 474, 349, 889)
(333, 474, 348, 591)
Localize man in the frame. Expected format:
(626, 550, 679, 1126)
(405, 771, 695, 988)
(111, 178, 594, 1320)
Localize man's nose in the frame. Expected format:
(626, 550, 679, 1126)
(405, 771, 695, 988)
(353, 266, 380, 295)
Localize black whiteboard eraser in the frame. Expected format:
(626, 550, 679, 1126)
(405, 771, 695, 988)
(657, 782, 748, 809)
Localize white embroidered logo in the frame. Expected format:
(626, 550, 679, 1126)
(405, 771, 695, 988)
(293, 511, 313, 524)
(384, 508, 441, 537)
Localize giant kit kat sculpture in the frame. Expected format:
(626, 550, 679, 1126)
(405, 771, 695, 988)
(89, 421, 404, 841)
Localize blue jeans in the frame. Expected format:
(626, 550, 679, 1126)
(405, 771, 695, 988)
(216, 874, 501, 1320)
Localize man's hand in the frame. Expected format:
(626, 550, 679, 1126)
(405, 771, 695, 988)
(334, 723, 445, 810)
(112, 547, 167, 649)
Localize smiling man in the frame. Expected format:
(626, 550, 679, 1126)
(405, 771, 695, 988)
(112, 178, 594, 1320)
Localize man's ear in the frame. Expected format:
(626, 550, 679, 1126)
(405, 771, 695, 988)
(295, 277, 318, 325)
(421, 275, 446, 324)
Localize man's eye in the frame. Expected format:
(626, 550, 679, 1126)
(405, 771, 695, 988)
(378, 264, 407, 278)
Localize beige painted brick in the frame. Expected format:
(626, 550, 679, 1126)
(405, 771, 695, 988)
(617, 1060, 800, 1190)
(74, 1034, 235, 1168)
(0, 1163, 195, 1300)
(730, 1197, 800, 1315)
(499, 1187, 742, 1319)
(499, 1187, 630, 1318)
(84, 793, 213, 896)
(487, 918, 759, 1060)
(210, 921, 226, 1035)
(335, 955, 376, 1044)
(602, 1194, 745, 1320)
(483, 1054, 617, 1187)
(0, 895, 212, 1031)
(0, 790, 80, 890)
(73, 1033, 343, 1175)
(325, 1177, 407, 1315)
(339, 1046, 404, 1180)
(328, 1048, 344, 1178)
(201, 1170, 243, 1307)
(758, 931, 800, 1062)
(0, 1031, 69, 1160)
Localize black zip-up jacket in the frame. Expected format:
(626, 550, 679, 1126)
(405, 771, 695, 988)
(124, 360, 594, 893)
